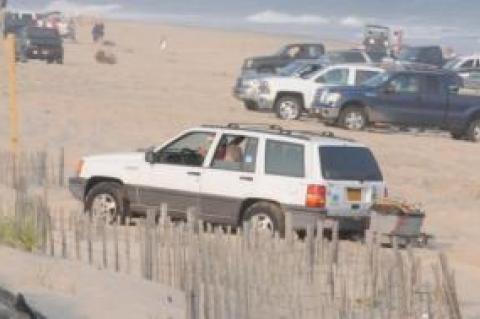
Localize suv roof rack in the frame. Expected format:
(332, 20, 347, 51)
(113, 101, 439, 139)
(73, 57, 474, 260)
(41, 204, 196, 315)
(202, 123, 355, 142)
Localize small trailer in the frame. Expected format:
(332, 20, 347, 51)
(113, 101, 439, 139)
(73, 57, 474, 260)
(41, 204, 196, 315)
(368, 200, 431, 247)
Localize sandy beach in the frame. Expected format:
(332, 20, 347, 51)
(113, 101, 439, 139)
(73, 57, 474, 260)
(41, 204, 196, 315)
(0, 19, 479, 317)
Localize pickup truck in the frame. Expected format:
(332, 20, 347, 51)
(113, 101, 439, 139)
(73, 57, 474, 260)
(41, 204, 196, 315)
(242, 43, 325, 74)
(253, 64, 384, 120)
(313, 69, 480, 142)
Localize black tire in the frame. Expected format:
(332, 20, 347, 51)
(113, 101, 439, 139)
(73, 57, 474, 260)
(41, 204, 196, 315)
(450, 131, 464, 140)
(339, 106, 368, 130)
(243, 201, 285, 235)
(56, 56, 64, 64)
(244, 101, 258, 111)
(465, 118, 480, 142)
(275, 95, 303, 120)
(85, 182, 127, 224)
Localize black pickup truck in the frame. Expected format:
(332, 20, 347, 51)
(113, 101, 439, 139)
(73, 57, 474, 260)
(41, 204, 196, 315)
(242, 43, 325, 74)
(313, 69, 480, 142)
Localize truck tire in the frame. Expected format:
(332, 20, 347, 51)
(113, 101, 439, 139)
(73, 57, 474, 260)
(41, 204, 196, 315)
(465, 118, 480, 142)
(243, 202, 285, 236)
(85, 182, 127, 224)
(339, 106, 368, 130)
(244, 101, 258, 111)
(450, 131, 464, 140)
(275, 96, 302, 120)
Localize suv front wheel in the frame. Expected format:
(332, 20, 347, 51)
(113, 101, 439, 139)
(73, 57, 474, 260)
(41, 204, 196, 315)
(339, 106, 368, 130)
(275, 96, 302, 120)
(243, 202, 285, 235)
(85, 182, 126, 224)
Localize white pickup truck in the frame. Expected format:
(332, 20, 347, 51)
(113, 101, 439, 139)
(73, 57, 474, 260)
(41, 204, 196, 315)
(253, 64, 385, 120)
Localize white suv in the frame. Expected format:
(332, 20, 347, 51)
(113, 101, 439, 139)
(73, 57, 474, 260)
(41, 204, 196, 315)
(69, 124, 387, 233)
(253, 64, 385, 120)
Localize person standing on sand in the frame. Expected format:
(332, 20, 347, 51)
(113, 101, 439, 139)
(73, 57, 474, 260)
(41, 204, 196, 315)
(92, 22, 105, 43)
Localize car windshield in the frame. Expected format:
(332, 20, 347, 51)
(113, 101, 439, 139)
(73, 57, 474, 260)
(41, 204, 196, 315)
(361, 72, 390, 87)
(278, 61, 305, 76)
(26, 27, 59, 39)
(443, 58, 461, 70)
(319, 146, 383, 181)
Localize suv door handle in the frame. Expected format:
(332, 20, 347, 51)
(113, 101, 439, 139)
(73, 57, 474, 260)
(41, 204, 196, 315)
(240, 176, 253, 182)
(187, 171, 201, 176)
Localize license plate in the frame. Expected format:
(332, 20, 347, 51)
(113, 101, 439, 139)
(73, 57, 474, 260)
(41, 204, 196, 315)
(43, 50, 49, 55)
(33, 50, 38, 54)
(347, 188, 362, 202)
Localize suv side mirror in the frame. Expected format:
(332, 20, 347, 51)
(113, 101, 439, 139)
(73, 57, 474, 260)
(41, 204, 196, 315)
(145, 150, 155, 164)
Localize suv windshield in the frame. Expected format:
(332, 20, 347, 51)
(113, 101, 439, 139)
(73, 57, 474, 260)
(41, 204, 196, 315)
(319, 146, 383, 181)
(26, 27, 59, 39)
(443, 58, 460, 70)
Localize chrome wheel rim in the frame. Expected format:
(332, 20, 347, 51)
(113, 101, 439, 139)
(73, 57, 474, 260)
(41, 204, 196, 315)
(91, 193, 117, 222)
(250, 213, 275, 233)
(279, 101, 300, 120)
(344, 111, 365, 130)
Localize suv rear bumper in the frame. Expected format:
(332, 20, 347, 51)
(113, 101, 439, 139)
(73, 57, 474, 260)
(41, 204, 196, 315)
(69, 177, 87, 201)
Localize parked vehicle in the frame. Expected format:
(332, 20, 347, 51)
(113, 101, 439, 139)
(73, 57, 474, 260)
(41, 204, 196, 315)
(252, 64, 385, 120)
(320, 49, 373, 65)
(16, 26, 64, 64)
(396, 46, 444, 67)
(234, 60, 325, 110)
(462, 71, 480, 90)
(242, 43, 325, 74)
(443, 54, 480, 77)
(313, 69, 480, 142)
(363, 24, 391, 56)
(69, 124, 387, 233)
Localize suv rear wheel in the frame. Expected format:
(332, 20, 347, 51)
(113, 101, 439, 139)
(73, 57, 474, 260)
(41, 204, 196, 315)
(339, 106, 368, 130)
(465, 118, 480, 142)
(243, 202, 285, 235)
(275, 96, 302, 120)
(85, 182, 126, 224)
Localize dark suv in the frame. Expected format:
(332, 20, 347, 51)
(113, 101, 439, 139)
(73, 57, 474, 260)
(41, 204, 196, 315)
(16, 26, 64, 64)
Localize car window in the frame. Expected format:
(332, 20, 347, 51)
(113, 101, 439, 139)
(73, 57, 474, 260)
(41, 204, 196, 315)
(461, 60, 474, 68)
(316, 68, 350, 85)
(389, 74, 420, 94)
(156, 132, 215, 167)
(343, 51, 367, 63)
(355, 70, 381, 85)
(422, 75, 441, 94)
(285, 45, 301, 58)
(265, 140, 304, 178)
(210, 134, 258, 172)
(319, 146, 383, 181)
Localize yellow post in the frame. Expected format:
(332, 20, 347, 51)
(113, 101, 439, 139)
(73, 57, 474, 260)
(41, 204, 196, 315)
(5, 33, 19, 154)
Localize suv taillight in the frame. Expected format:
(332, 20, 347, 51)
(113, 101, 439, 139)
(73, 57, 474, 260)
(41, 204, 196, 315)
(306, 185, 326, 208)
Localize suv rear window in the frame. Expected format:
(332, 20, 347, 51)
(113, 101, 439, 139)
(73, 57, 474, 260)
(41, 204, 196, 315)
(265, 140, 304, 178)
(319, 146, 383, 181)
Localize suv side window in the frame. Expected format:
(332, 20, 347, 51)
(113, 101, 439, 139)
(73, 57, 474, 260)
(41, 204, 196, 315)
(316, 68, 349, 85)
(355, 70, 381, 85)
(389, 74, 420, 94)
(210, 134, 258, 172)
(461, 59, 474, 69)
(156, 132, 215, 167)
(265, 140, 305, 178)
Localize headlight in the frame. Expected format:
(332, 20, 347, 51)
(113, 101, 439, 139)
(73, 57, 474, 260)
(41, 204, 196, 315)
(259, 81, 270, 94)
(75, 160, 84, 177)
(384, 41, 389, 47)
(369, 38, 375, 45)
(324, 92, 341, 106)
(244, 59, 253, 69)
